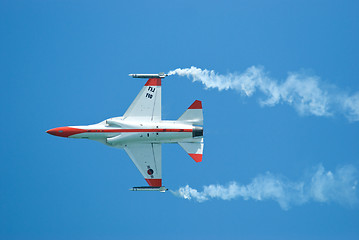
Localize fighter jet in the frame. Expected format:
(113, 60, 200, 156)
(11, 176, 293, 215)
(46, 73, 204, 192)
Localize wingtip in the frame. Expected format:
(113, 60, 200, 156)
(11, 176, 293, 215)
(145, 178, 162, 187)
(145, 78, 161, 86)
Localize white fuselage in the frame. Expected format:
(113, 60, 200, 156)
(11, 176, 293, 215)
(64, 118, 200, 148)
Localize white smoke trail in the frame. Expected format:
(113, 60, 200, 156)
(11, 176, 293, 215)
(171, 165, 358, 210)
(168, 66, 359, 121)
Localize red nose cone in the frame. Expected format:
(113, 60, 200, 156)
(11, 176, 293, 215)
(46, 128, 58, 136)
(46, 127, 86, 137)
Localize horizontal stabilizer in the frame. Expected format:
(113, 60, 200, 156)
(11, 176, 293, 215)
(178, 139, 204, 162)
(130, 186, 167, 192)
(177, 100, 203, 125)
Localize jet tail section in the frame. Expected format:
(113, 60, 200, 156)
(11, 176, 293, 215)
(177, 100, 203, 125)
(178, 139, 204, 162)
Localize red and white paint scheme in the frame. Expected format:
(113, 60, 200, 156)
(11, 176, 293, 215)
(46, 73, 203, 192)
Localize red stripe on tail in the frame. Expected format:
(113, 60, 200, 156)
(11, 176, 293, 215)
(189, 153, 203, 162)
(188, 100, 202, 109)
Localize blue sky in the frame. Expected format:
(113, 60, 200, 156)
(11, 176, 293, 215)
(1, 0, 359, 239)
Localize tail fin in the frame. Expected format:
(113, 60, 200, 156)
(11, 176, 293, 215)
(178, 139, 204, 162)
(177, 100, 203, 125)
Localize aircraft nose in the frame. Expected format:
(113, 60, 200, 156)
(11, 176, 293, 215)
(46, 128, 56, 136)
(46, 127, 66, 137)
(46, 127, 86, 138)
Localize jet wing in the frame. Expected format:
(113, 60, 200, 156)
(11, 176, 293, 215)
(124, 143, 162, 187)
(123, 78, 161, 121)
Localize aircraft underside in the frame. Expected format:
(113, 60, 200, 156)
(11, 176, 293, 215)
(47, 73, 204, 191)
